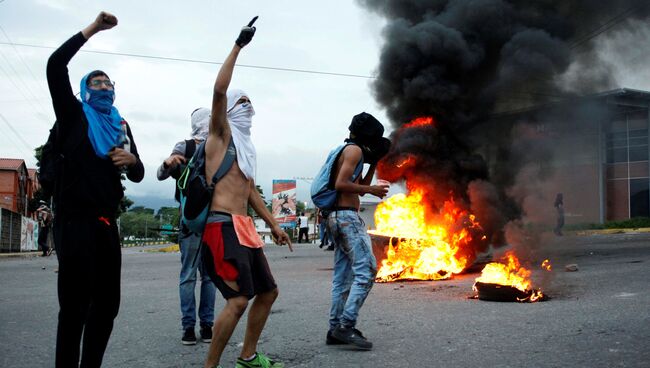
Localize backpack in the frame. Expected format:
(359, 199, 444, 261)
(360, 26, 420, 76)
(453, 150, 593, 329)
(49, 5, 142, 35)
(310, 143, 364, 210)
(172, 139, 197, 202)
(38, 121, 62, 200)
(39, 119, 131, 200)
(178, 138, 236, 234)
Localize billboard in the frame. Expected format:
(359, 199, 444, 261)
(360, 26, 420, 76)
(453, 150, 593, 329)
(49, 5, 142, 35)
(272, 180, 297, 228)
(20, 216, 37, 251)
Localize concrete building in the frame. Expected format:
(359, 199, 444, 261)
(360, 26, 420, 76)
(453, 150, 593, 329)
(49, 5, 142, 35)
(0, 158, 30, 215)
(481, 88, 650, 224)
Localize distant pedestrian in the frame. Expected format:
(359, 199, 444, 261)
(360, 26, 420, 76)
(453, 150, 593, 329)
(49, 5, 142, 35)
(317, 112, 390, 350)
(46, 12, 144, 367)
(157, 108, 216, 346)
(316, 208, 330, 249)
(554, 193, 564, 236)
(37, 202, 53, 257)
(298, 212, 309, 243)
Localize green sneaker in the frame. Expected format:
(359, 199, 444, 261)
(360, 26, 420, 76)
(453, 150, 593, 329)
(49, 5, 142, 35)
(235, 352, 284, 368)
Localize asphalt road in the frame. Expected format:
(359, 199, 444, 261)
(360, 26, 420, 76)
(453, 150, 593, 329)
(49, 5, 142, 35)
(1, 233, 649, 368)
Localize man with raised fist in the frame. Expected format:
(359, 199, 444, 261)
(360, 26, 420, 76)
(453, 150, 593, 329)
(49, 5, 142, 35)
(46, 11, 144, 367)
(200, 17, 291, 368)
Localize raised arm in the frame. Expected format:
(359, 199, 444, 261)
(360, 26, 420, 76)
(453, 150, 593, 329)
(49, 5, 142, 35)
(209, 17, 258, 138)
(46, 12, 117, 124)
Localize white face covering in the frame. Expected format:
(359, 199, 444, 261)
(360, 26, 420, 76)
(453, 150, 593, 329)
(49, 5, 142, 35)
(190, 107, 210, 141)
(226, 89, 256, 181)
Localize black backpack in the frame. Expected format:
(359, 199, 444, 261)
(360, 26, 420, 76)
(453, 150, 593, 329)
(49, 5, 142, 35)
(178, 138, 236, 233)
(39, 119, 125, 204)
(172, 139, 197, 202)
(38, 121, 61, 200)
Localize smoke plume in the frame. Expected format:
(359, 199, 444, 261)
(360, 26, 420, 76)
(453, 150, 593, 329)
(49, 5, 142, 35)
(361, 0, 650, 248)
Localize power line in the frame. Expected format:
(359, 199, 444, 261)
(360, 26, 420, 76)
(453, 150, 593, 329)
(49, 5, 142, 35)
(0, 113, 34, 158)
(0, 41, 375, 79)
(0, 25, 52, 110)
(570, 4, 646, 49)
(0, 59, 50, 126)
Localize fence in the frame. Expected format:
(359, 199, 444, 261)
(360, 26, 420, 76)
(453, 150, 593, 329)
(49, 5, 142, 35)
(0, 208, 38, 253)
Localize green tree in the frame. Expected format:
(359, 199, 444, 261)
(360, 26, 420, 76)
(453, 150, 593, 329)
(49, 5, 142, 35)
(296, 200, 306, 214)
(119, 209, 158, 239)
(28, 145, 48, 212)
(157, 206, 180, 228)
(129, 206, 155, 215)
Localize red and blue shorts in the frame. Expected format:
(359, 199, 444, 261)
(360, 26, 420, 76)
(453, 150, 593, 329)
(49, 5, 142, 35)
(201, 211, 276, 300)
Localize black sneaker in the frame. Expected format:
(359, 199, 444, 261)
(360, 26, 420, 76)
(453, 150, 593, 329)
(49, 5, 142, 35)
(200, 325, 212, 343)
(331, 325, 372, 350)
(326, 329, 345, 345)
(181, 328, 197, 345)
(325, 245, 334, 251)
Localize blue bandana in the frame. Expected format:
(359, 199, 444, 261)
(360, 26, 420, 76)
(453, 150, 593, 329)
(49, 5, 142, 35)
(80, 72, 123, 158)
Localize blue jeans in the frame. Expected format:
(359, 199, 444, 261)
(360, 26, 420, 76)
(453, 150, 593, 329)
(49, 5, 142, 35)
(319, 222, 332, 245)
(326, 210, 377, 330)
(179, 229, 216, 329)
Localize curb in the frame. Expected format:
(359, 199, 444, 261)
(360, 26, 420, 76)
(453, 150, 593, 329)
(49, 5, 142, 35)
(0, 252, 42, 259)
(571, 227, 650, 236)
(0, 242, 173, 258)
(121, 241, 169, 248)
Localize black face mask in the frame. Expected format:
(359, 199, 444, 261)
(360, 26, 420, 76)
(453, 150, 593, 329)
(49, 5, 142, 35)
(345, 137, 378, 164)
(346, 137, 391, 165)
(345, 137, 372, 153)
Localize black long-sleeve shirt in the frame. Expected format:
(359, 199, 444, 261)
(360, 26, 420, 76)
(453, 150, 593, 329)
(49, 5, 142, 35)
(46, 32, 144, 217)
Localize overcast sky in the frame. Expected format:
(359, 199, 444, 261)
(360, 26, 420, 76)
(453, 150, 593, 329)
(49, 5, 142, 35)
(0, 0, 400, 208)
(3, 1, 650, 210)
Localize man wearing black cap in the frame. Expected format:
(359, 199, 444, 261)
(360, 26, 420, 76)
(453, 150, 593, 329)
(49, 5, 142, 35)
(324, 112, 390, 350)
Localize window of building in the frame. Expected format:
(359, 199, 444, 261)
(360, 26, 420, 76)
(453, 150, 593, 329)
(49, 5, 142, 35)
(630, 178, 649, 218)
(605, 116, 649, 163)
(606, 148, 627, 163)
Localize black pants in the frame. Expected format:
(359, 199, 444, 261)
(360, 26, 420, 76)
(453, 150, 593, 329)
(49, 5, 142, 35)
(298, 227, 309, 243)
(39, 225, 50, 255)
(54, 216, 121, 368)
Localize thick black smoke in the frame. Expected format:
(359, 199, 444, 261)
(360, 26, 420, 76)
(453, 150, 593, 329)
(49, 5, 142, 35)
(361, 0, 650, 247)
(361, 0, 650, 124)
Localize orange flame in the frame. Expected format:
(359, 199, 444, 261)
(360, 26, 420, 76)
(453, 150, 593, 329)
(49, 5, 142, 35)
(403, 117, 434, 128)
(396, 156, 414, 168)
(473, 252, 545, 302)
(541, 259, 552, 271)
(371, 189, 481, 282)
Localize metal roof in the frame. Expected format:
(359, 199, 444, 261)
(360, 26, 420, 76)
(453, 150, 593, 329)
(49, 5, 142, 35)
(488, 87, 650, 120)
(0, 158, 26, 171)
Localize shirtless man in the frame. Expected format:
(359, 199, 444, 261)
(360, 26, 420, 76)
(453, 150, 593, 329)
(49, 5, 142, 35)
(324, 112, 390, 350)
(201, 17, 292, 368)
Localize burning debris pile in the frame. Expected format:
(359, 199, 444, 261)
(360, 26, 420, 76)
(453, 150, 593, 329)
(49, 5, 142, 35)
(473, 253, 550, 302)
(357, 0, 650, 296)
(371, 189, 483, 282)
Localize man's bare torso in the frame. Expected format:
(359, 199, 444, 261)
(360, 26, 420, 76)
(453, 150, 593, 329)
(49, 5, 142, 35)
(205, 134, 251, 215)
(333, 146, 361, 210)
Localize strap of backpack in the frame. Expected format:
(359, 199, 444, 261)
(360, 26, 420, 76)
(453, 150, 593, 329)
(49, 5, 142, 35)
(209, 138, 236, 187)
(185, 139, 196, 159)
